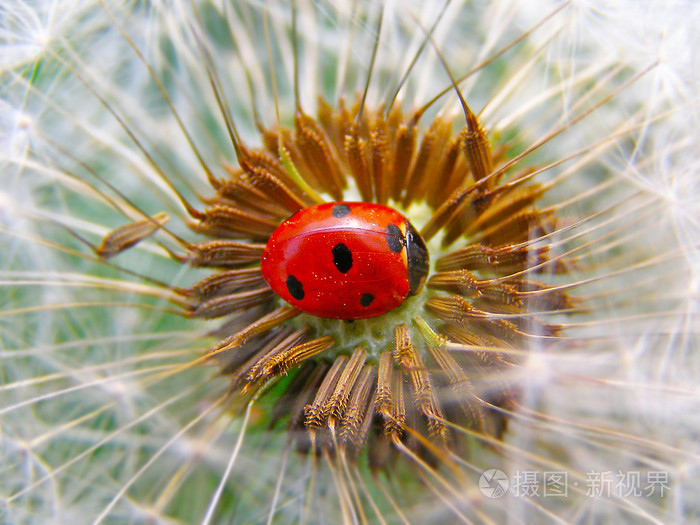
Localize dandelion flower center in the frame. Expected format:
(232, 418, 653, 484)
(177, 99, 572, 457)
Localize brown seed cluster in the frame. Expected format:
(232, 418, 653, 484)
(172, 98, 574, 463)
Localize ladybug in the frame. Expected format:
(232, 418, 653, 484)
(261, 202, 429, 319)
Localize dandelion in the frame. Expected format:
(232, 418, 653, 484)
(1, 1, 699, 523)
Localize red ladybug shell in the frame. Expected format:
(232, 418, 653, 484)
(261, 202, 429, 319)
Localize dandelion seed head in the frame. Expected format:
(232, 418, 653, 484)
(0, 1, 52, 69)
(100, 377, 132, 405)
(521, 351, 554, 390)
(0, 100, 33, 163)
(1, 0, 110, 71)
(173, 434, 210, 463)
(0, 188, 15, 228)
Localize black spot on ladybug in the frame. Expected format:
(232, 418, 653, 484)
(286, 275, 305, 300)
(360, 293, 375, 307)
(332, 204, 352, 218)
(332, 243, 353, 273)
(385, 224, 405, 253)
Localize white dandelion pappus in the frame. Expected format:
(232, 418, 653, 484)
(1, 0, 699, 523)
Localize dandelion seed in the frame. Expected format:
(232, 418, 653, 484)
(94, 211, 169, 259)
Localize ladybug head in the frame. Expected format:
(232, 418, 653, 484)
(405, 220, 429, 297)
